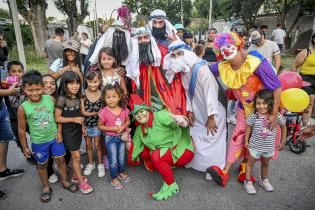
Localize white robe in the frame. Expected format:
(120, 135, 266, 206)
(184, 64, 226, 172)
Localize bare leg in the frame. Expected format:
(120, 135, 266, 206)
(261, 156, 272, 180)
(85, 136, 93, 164)
(94, 136, 103, 164)
(37, 163, 50, 192)
(246, 155, 257, 181)
(303, 95, 315, 126)
(54, 157, 70, 186)
(0, 143, 8, 172)
(71, 150, 84, 184)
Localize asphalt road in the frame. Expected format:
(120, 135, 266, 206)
(1, 125, 315, 210)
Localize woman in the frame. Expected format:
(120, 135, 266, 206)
(49, 39, 84, 83)
(202, 28, 217, 64)
(80, 32, 92, 64)
(291, 33, 315, 127)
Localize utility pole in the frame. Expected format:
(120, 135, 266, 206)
(208, 0, 212, 29)
(9, 0, 26, 68)
(181, 0, 184, 25)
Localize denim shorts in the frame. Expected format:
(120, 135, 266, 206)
(0, 102, 15, 143)
(86, 126, 102, 137)
(249, 148, 274, 159)
(31, 138, 66, 164)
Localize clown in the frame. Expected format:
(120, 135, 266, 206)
(147, 9, 179, 57)
(89, 19, 132, 67)
(128, 101, 194, 200)
(207, 32, 282, 186)
(163, 40, 227, 174)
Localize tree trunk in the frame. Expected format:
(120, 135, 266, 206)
(285, 7, 303, 49)
(29, 3, 47, 54)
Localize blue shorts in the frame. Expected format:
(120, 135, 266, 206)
(0, 102, 15, 143)
(249, 148, 274, 159)
(31, 139, 66, 165)
(86, 126, 102, 137)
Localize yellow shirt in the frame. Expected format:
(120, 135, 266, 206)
(300, 51, 315, 75)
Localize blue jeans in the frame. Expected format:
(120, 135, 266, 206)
(0, 101, 15, 143)
(105, 135, 126, 179)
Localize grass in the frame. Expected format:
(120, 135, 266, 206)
(281, 51, 295, 70)
(9, 46, 48, 74)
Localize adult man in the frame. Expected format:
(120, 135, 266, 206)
(207, 32, 282, 187)
(147, 9, 178, 56)
(128, 101, 194, 200)
(247, 31, 281, 72)
(127, 27, 186, 115)
(272, 24, 286, 51)
(43, 27, 65, 69)
(163, 40, 226, 174)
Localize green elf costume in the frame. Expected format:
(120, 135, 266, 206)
(128, 104, 194, 200)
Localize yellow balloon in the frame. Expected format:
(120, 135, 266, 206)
(281, 88, 310, 112)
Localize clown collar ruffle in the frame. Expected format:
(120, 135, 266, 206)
(218, 54, 262, 89)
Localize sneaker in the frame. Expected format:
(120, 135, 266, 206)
(83, 163, 96, 176)
(0, 190, 7, 200)
(97, 164, 105, 177)
(244, 181, 256, 194)
(0, 168, 24, 181)
(103, 156, 109, 169)
(48, 173, 59, 184)
(79, 182, 93, 194)
(258, 177, 274, 192)
(71, 175, 88, 184)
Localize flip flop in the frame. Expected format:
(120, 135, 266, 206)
(40, 188, 52, 203)
(63, 183, 78, 193)
(118, 175, 131, 183)
(111, 181, 124, 190)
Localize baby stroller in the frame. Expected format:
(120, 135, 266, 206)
(283, 112, 307, 154)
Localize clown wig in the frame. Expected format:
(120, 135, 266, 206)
(213, 32, 244, 61)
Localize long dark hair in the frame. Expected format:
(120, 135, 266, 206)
(112, 28, 128, 65)
(62, 49, 82, 72)
(58, 71, 82, 98)
(98, 47, 117, 69)
(101, 82, 127, 109)
(42, 74, 58, 99)
(253, 89, 273, 115)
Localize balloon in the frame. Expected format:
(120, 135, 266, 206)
(278, 72, 303, 91)
(281, 88, 310, 112)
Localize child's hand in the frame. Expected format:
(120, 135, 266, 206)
(117, 126, 124, 134)
(23, 147, 32, 158)
(276, 142, 285, 151)
(56, 132, 63, 143)
(73, 117, 85, 125)
(82, 127, 87, 136)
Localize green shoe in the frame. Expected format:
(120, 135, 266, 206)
(152, 182, 179, 201)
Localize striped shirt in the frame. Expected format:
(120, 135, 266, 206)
(246, 113, 285, 152)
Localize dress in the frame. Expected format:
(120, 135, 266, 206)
(184, 60, 226, 172)
(56, 96, 82, 151)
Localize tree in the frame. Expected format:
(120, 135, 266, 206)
(0, 8, 11, 19)
(54, 0, 89, 35)
(122, 0, 192, 25)
(192, 0, 223, 20)
(15, 0, 48, 54)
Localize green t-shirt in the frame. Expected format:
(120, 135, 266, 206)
(22, 95, 57, 144)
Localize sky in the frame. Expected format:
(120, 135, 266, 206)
(1, 0, 123, 21)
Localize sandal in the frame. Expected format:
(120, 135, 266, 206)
(40, 188, 52, 203)
(118, 174, 131, 183)
(111, 181, 124, 190)
(79, 182, 93, 194)
(63, 183, 78, 193)
(71, 175, 88, 184)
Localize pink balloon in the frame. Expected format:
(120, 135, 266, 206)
(278, 72, 303, 91)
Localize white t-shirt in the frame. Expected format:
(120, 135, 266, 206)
(247, 40, 280, 65)
(272, 28, 286, 45)
(80, 38, 92, 55)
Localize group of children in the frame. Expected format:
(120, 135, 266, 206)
(1, 43, 288, 202)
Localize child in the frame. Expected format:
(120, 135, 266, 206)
(97, 83, 131, 190)
(97, 47, 127, 94)
(4, 61, 37, 164)
(80, 71, 105, 177)
(194, 44, 206, 58)
(18, 70, 78, 203)
(55, 71, 93, 194)
(244, 89, 287, 194)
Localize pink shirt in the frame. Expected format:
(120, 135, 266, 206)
(98, 107, 130, 136)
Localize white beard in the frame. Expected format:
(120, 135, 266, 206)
(169, 56, 191, 74)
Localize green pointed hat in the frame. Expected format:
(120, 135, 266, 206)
(131, 104, 152, 118)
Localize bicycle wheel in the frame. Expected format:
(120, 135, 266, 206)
(288, 136, 307, 154)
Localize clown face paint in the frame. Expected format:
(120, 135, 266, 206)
(220, 44, 237, 61)
(135, 109, 150, 124)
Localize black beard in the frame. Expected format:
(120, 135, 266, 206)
(112, 28, 128, 65)
(152, 25, 167, 40)
(139, 42, 155, 66)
